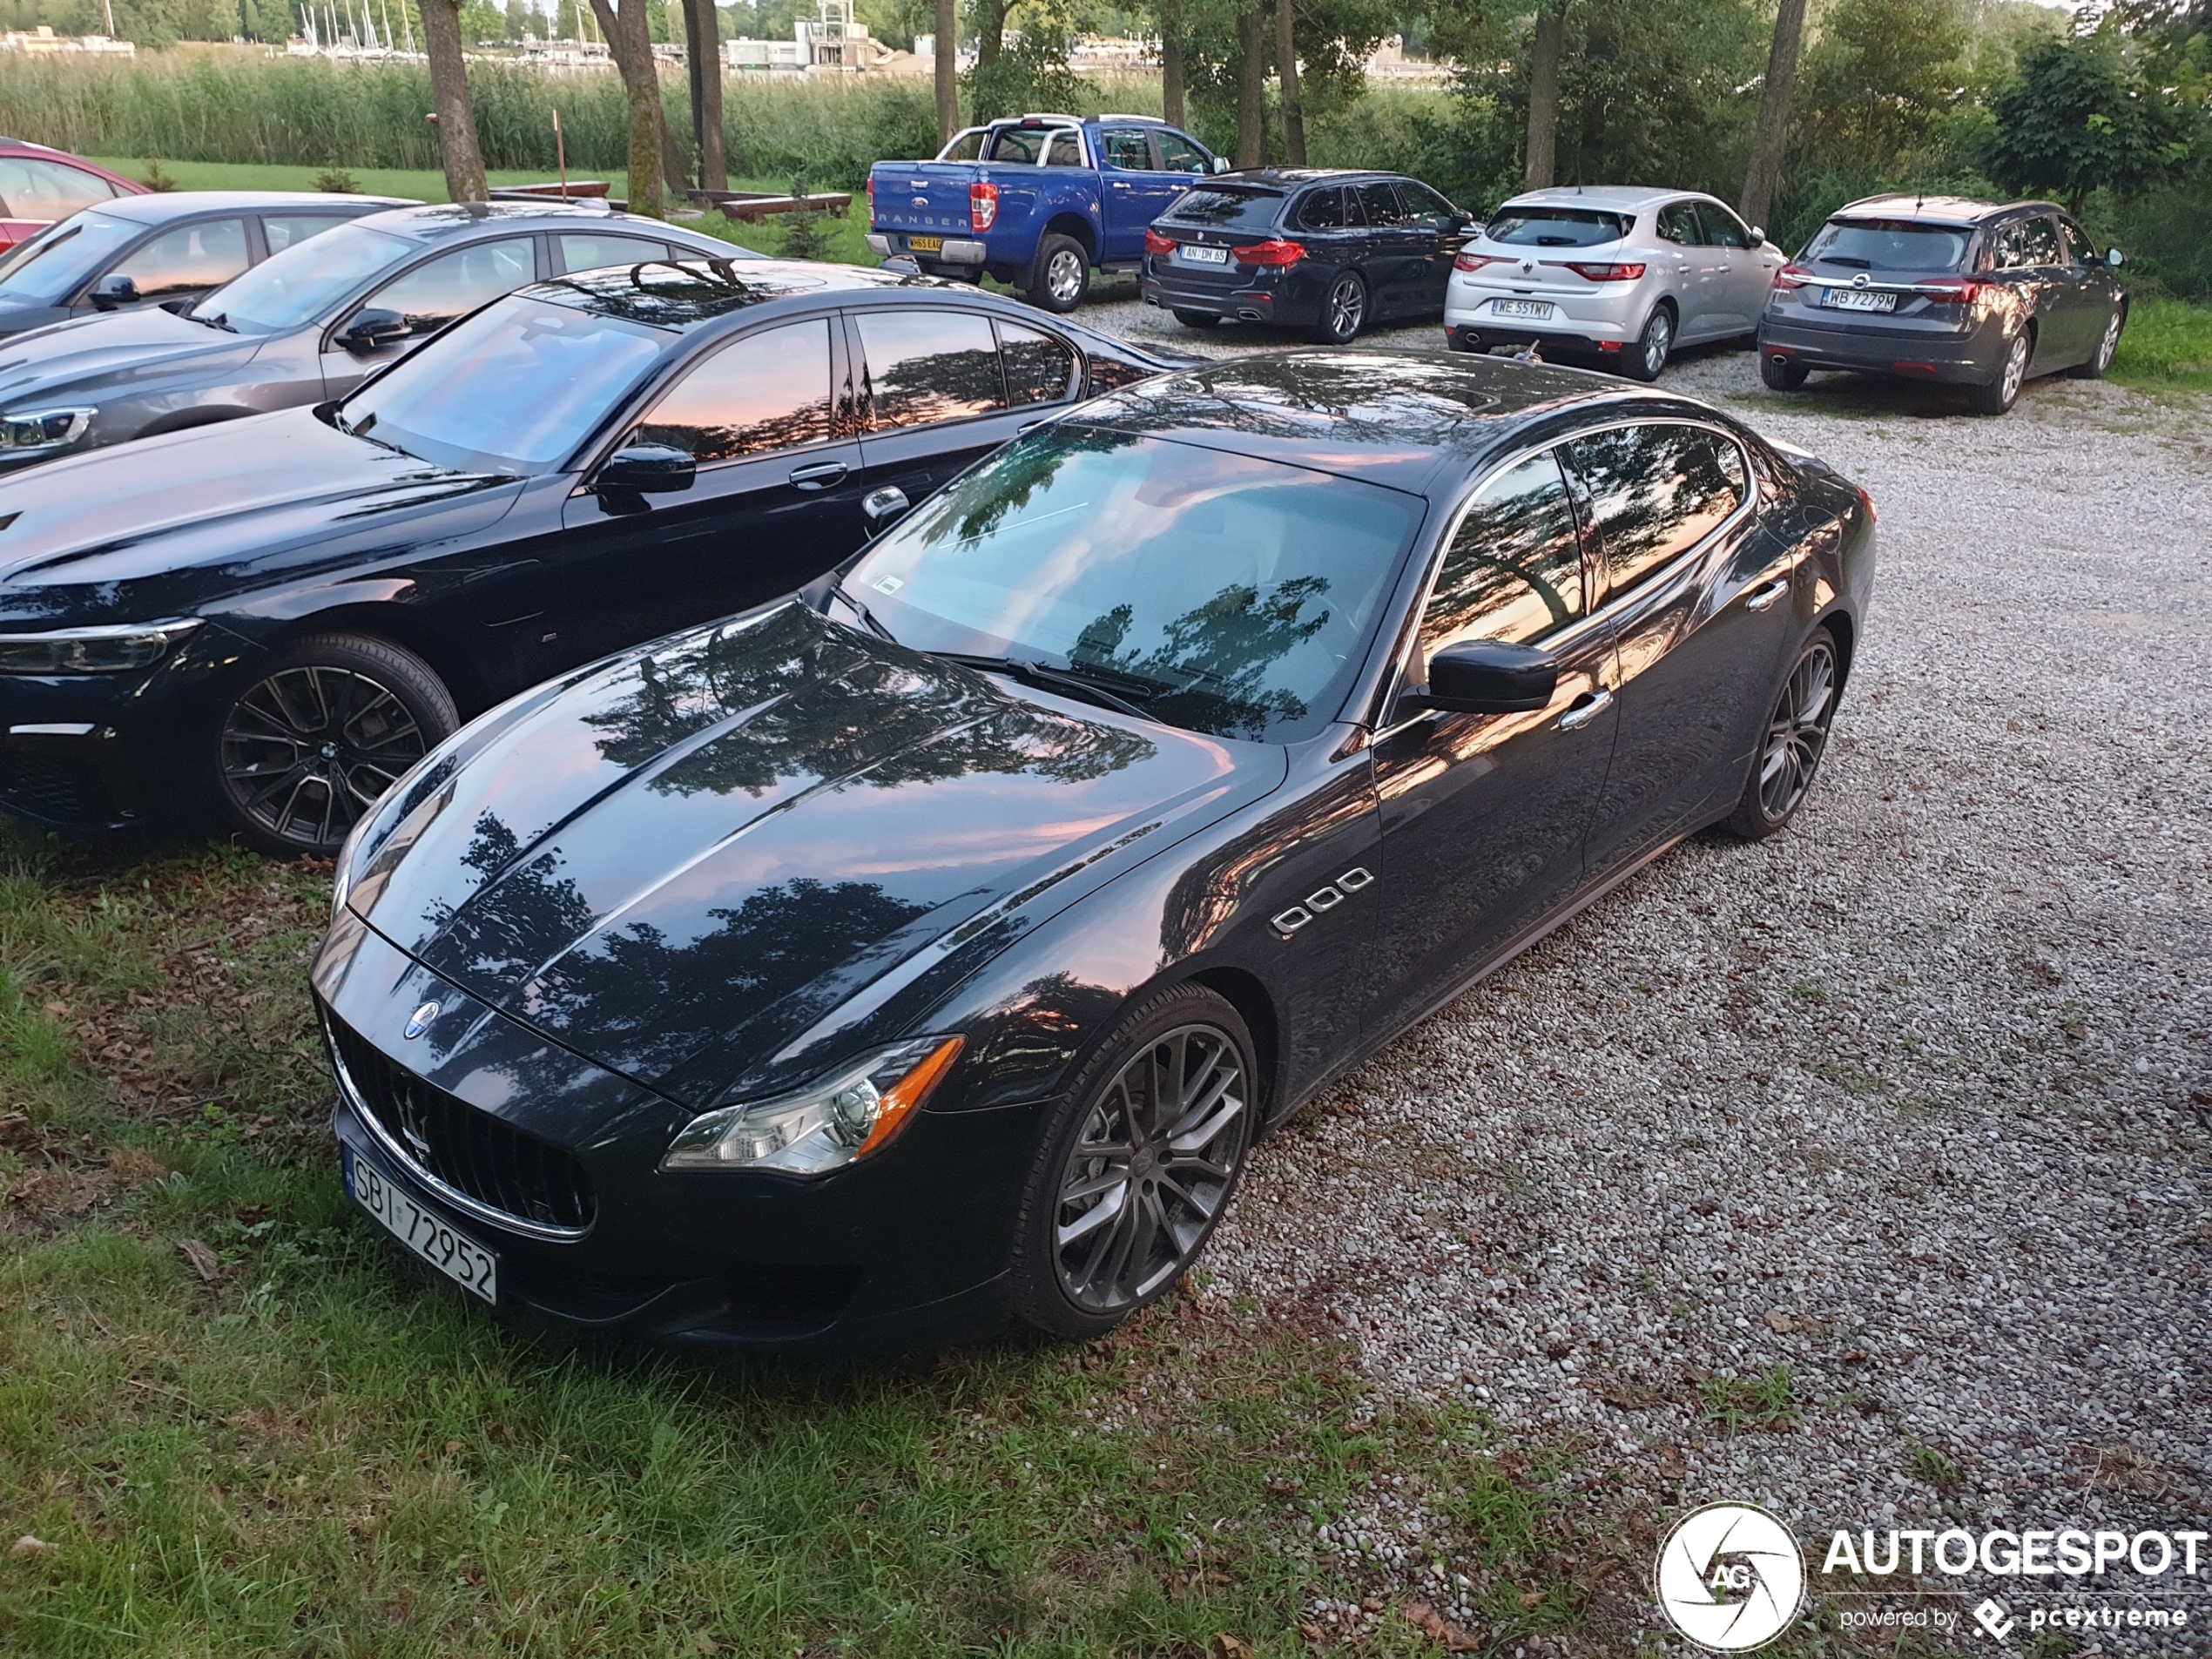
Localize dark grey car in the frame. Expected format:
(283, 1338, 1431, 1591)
(0, 191, 412, 342)
(0, 201, 762, 471)
(1756, 194, 2128, 415)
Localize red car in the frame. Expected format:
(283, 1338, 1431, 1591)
(0, 140, 147, 253)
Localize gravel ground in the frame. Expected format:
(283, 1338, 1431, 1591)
(1082, 287, 2212, 1651)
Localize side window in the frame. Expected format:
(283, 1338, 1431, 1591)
(361, 236, 536, 336)
(1043, 130, 1085, 168)
(1101, 129, 1153, 171)
(938, 129, 985, 162)
(1656, 202, 1700, 246)
(2018, 215, 2061, 267)
(1701, 203, 1752, 248)
(1421, 451, 1586, 657)
(2060, 219, 2097, 265)
(558, 233, 670, 275)
(1295, 188, 1346, 232)
(1355, 182, 1406, 228)
(1396, 180, 1460, 232)
(857, 309, 1006, 428)
(110, 218, 250, 299)
(263, 213, 355, 253)
(0, 158, 118, 221)
(999, 320, 1076, 406)
(1156, 132, 1211, 175)
(633, 318, 832, 463)
(1567, 425, 1747, 597)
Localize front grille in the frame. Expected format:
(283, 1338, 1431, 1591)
(0, 752, 116, 825)
(327, 1014, 597, 1233)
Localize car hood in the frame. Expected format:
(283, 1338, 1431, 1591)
(0, 408, 523, 624)
(0, 305, 260, 405)
(343, 601, 1283, 1107)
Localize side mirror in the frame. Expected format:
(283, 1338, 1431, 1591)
(87, 273, 139, 310)
(862, 484, 910, 532)
(1451, 210, 1475, 230)
(1750, 226, 1765, 245)
(1211, 155, 1230, 174)
(1398, 639, 1558, 718)
(597, 442, 695, 495)
(2107, 246, 2124, 269)
(336, 307, 411, 354)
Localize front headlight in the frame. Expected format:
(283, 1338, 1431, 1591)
(0, 617, 201, 675)
(660, 1035, 965, 1175)
(0, 407, 93, 454)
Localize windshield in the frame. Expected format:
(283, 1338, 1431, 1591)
(846, 428, 1421, 743)
(1163, 188, 1285, 232)
(1803, 219, 1969, 272)
(195, 220, 408, 334)
(0, 212, 141, 301)
(1487, 206, 1629, 247)
(340, 293, 667, 475)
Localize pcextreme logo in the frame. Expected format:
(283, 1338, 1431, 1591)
(1654, 1502, 1808, 1651)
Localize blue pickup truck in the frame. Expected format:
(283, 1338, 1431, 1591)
(865, 114, 1226, 313)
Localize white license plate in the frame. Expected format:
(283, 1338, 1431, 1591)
(1492, 298, 1553, 320)
(1180, 244, 1229, 265)
(1825, 287, 1895, 312)
(344, 1143, 497, 1304)
(907, 235, 943, 253)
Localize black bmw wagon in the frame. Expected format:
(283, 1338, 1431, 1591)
(314, 349, 1877, 1352)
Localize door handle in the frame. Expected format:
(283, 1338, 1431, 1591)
(1555, 689, 1614, 731)
(1743, 577, 1789, 611)
(788, 462, 848, 489)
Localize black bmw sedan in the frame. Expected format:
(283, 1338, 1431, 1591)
(0, 259, 1175, 852)
(312, 350, 1876, 1352)
(1139, 169, 1474, 342)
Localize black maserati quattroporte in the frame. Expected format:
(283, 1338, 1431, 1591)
(313, 350, 1876, 1352)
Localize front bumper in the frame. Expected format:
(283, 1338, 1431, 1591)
(315, 907, 1040, 1352)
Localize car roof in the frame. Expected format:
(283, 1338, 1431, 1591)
(97, 191, 416, 223)
(349, 200, 724, 242)
(1210, 168, 1406, 189)
(525, 257, 1025, 329)
(1499, 185, 1710, 212)
(1831, 192, 2054, 225)
(1066, 349, 1695, 495)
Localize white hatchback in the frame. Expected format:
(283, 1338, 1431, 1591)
(1444, 185, 1784, 380)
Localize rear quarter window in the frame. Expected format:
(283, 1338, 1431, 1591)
(1163, 189, 1285, 232)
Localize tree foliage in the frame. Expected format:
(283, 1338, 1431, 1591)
(1987, 27, 2193, 212)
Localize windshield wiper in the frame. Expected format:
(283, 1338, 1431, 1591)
(829, 578, 897, 642)
(934, 652, 1156, 720)
(1823, 256, 1871, 268)
(188, 309, 235, 332)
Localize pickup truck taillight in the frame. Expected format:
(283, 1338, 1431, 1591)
(1143, 227, 1177, 256)
(865, 175, 874, 217)
(969, 182, 999, 234)
(1232, 239, 1305, 267)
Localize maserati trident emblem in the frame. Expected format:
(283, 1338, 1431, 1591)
(394, 1082, 433, 1161)
(403, 1001, 441, 1040)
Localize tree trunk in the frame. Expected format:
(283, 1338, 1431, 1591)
(974, 0, 1005, 72)
(1234, 0, 1266, 169)
(683, 0, 725, 191)
(1274, 0, 1305, 166)
(419, 0, 487, 203)
(590, 0, 666, 217)
(1738, 0, 1807, 233)
(1524, 0, 1564, 189)
(934, 0, 958, 142)
(1160, 0, 1184, 129)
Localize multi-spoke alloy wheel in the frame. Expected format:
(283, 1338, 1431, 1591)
(1720, 628, 1839, 840)
(1014, 987, 1256, 1336)
(1312, 273, 1366, 344)
(213, 632, 455, 857)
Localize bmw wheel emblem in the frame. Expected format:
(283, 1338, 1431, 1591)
(403, 1001, 441, 1040)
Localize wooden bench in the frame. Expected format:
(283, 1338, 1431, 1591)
(686, 189, 853, 222)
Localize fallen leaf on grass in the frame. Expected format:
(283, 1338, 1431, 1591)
(1211, 1636, 1257, 1659)
(177, 1238, 219, 1281)
(10, 1535, 55, 1559)
(1405, 1600, 1484, 1651)
(443, 1440, 466, 1455)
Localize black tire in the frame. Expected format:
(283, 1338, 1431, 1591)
(1009, 982, 1258, 1339)
(1968, 330, 2030, 415)
(1621, 304, 1674, 381)
(2067, 306, 2123, 379)
(1171, 307, 1222, 329)
(1308, 270, 1367, 345)
(1760, 351, 1809, 391)
(1026, 233, 1090, 314)
(213, 631, 456, 859)
(1716, 627, 1839, 841)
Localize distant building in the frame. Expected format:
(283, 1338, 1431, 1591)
(726, 0, 891, 73)
(1, 25, 135, 55)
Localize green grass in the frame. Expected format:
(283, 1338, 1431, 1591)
(2109, 296, 2212, 391)
(85, 157, 881, 265)
(0, 831, 1596, 1656)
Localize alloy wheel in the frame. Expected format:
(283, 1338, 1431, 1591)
(1326, 275, 1364, 341)
(1047, 248, 1086, 307)
(1642, 311, 1671, 376)
(2096, 311, 2121, 373)
(1052, 1022, 1250, 1312)
(1756, 638, 1837, 822)
(2000, 334, 2028, 403)
(219, 665, 428, 851)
